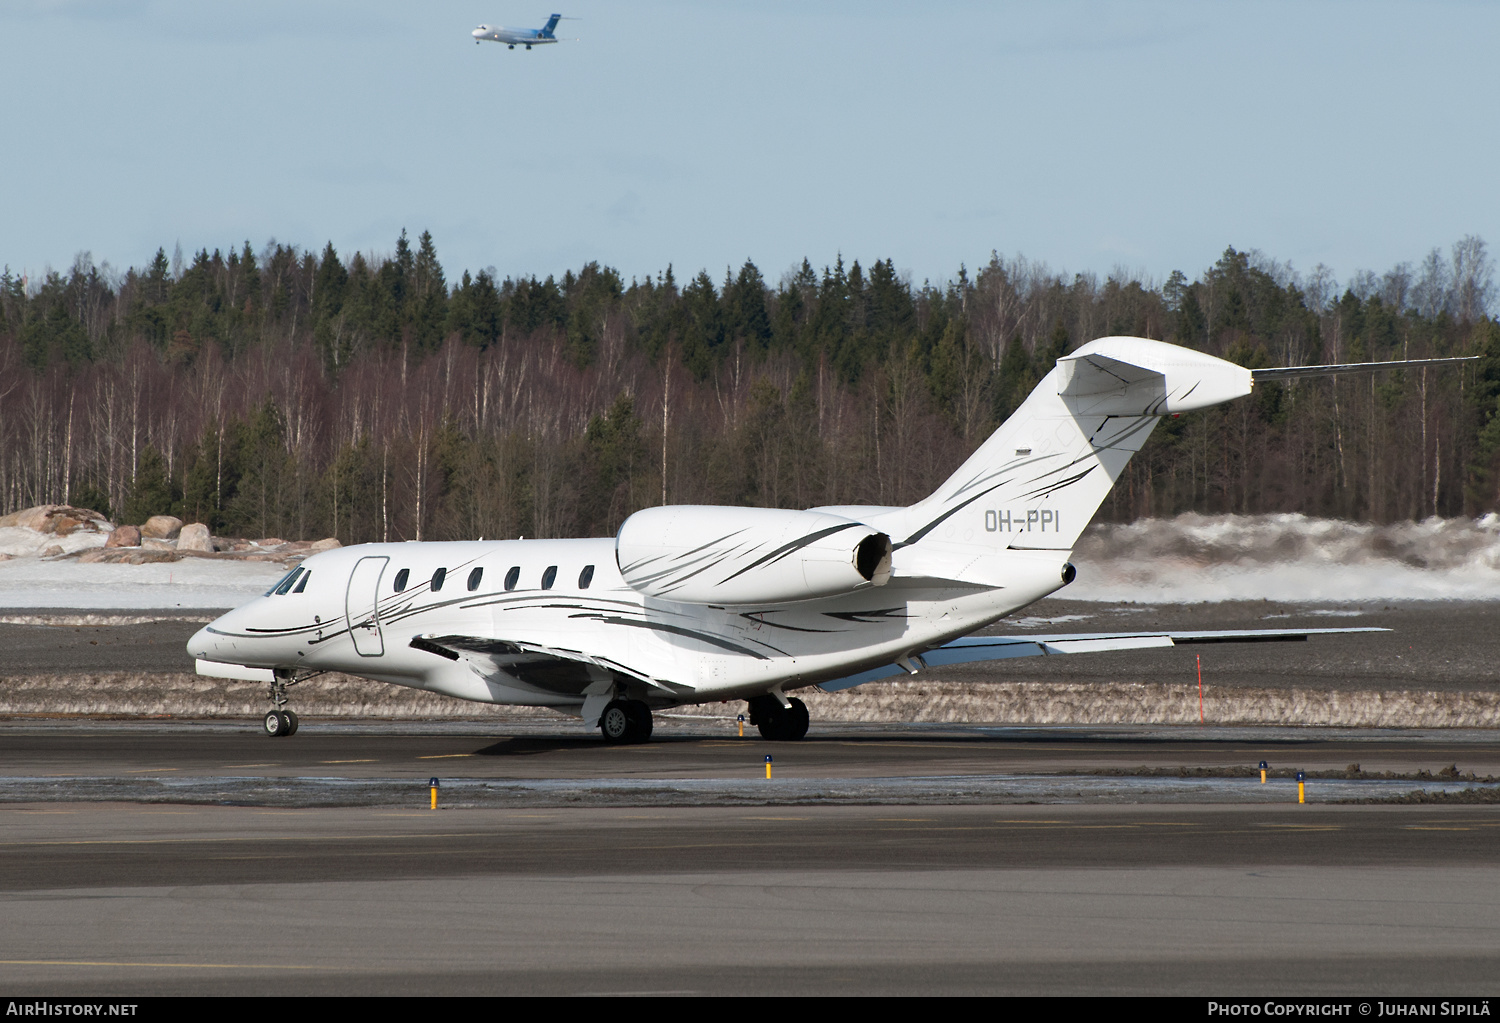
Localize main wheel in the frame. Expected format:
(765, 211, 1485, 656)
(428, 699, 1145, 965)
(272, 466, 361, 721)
(284, 710, 299, 735)
(600, 701, 632, 743)
(785, 697, 809, 740)
(263, 710, 285, 737)
(623, 700, 653, 742)
(749, 695, 809, 740)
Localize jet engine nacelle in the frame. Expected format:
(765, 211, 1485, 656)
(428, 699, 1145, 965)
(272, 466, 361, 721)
(616, 506, 892, 605)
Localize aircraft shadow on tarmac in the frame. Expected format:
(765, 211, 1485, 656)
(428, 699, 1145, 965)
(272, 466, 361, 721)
(465, 729, 1331, 758)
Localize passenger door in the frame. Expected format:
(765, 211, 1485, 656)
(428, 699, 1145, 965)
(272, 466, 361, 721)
(345, 556, 389, 656)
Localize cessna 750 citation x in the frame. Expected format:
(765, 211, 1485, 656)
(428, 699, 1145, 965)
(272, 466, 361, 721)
(190, 337, 1471, 741)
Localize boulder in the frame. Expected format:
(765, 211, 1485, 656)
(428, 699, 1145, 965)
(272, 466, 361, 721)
(306, 537, 343, 552)
(42, 545, 64, 558)
(140, 515, 183, 540)
(104, 525, 141, 548)
(125, 549, 181, 565)
(79, 547, 181, 565)
(0, 504, 112, 535)
(177, 523, 213, 552)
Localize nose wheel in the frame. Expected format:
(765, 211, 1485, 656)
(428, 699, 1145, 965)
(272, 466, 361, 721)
(263, 672, 305, 737)
(263, 709, 299, 736)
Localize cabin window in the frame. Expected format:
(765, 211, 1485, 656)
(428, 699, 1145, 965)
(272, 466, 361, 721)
(504, 566, 520, 591)
(265, 567, 300, 596)
(293, 572, 310, 594)
(468, 567, 483, 591)
(541, 566, 557, 590)
(393, 568, 410, 592)
(431, 567, 446, 592)
(578, 565, 594, 589)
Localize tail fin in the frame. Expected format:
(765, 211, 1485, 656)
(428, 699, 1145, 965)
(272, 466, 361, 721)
(541, 13, 561, 36)
(893, 337, 1251, 557)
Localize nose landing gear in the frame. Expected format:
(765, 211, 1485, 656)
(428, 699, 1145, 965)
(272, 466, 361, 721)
(263, 670, 305, 737)
(263, 709, 299, 736)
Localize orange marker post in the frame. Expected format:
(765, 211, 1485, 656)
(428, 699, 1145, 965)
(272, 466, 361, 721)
(765, 754, 773, 780)
(1296, 771, 1305, 805)
(429, 776, 440, 810)
(1259, 760, 1268, 784)
(1197, 654, 1204, 724)
(738, 713, 745, 738)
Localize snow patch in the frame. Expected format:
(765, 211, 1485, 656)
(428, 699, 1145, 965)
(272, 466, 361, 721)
(1069, 513, 1500, 602)
(0, 558, 285, 609)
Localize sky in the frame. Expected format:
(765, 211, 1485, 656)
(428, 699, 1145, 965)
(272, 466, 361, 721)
(2, 0, 1497, 292)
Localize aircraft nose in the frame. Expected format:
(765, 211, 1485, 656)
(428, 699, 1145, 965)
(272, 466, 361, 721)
(187, 624, 217, 661)
(472, 27, 485, 37)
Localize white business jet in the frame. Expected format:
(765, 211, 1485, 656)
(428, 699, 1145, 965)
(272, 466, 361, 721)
(190, 337, 1471, 741)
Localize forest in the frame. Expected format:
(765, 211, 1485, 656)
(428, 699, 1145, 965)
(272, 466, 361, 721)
(1, 230, 1497, 544)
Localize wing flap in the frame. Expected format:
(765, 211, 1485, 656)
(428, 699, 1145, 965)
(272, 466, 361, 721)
(412, 634, 693, 698)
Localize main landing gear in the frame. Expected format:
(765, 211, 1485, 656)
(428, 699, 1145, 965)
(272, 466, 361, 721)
(262, 672, 301, 737)
(747, 694, 809, 741)
(599, 699, 653, 744)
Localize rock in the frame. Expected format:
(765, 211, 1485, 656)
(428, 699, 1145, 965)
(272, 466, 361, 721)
(0, 506, 61, 531)
(178, 523, 212, 552)
(125, 549, 181, 565)
(104, 525, 141, 548)
(255, 538, 287, 548)
(306, 537, 342, 552)
(42, 545, 64, 558)
(0, 504, 112, 535)
(78, 547, 181, 564)
(141, 515, 183, 540)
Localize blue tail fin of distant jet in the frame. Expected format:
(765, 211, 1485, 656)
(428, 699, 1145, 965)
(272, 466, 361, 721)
(541, 14, 561, 37)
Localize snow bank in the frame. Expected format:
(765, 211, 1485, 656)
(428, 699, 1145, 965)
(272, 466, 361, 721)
(1069, 513, 1500, 602)
(0, 557, 285, 609)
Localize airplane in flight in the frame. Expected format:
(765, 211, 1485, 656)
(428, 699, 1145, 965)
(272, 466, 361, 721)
(472, 14, 566, 49)
(189, 336, 1472, 741)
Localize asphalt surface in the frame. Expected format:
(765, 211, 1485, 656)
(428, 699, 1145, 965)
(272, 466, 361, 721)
(2, 802, 1498, 995)
(3, 720, 1499, 782)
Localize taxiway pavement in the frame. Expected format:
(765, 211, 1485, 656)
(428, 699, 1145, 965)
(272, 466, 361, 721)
(2, 801, 1498, 995)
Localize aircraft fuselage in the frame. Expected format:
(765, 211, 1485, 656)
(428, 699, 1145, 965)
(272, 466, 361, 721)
(472, 25, 557, 46)
(189, 536, 1069, 711)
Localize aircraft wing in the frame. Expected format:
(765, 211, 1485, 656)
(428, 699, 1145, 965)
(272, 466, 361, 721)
(816, 626, 1389, 692)
(411, 634, 694, 698)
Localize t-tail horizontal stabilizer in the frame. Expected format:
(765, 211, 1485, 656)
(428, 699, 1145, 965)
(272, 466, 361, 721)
(816, 626, 1390, 693)
(1251, 356, 1477, 383)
